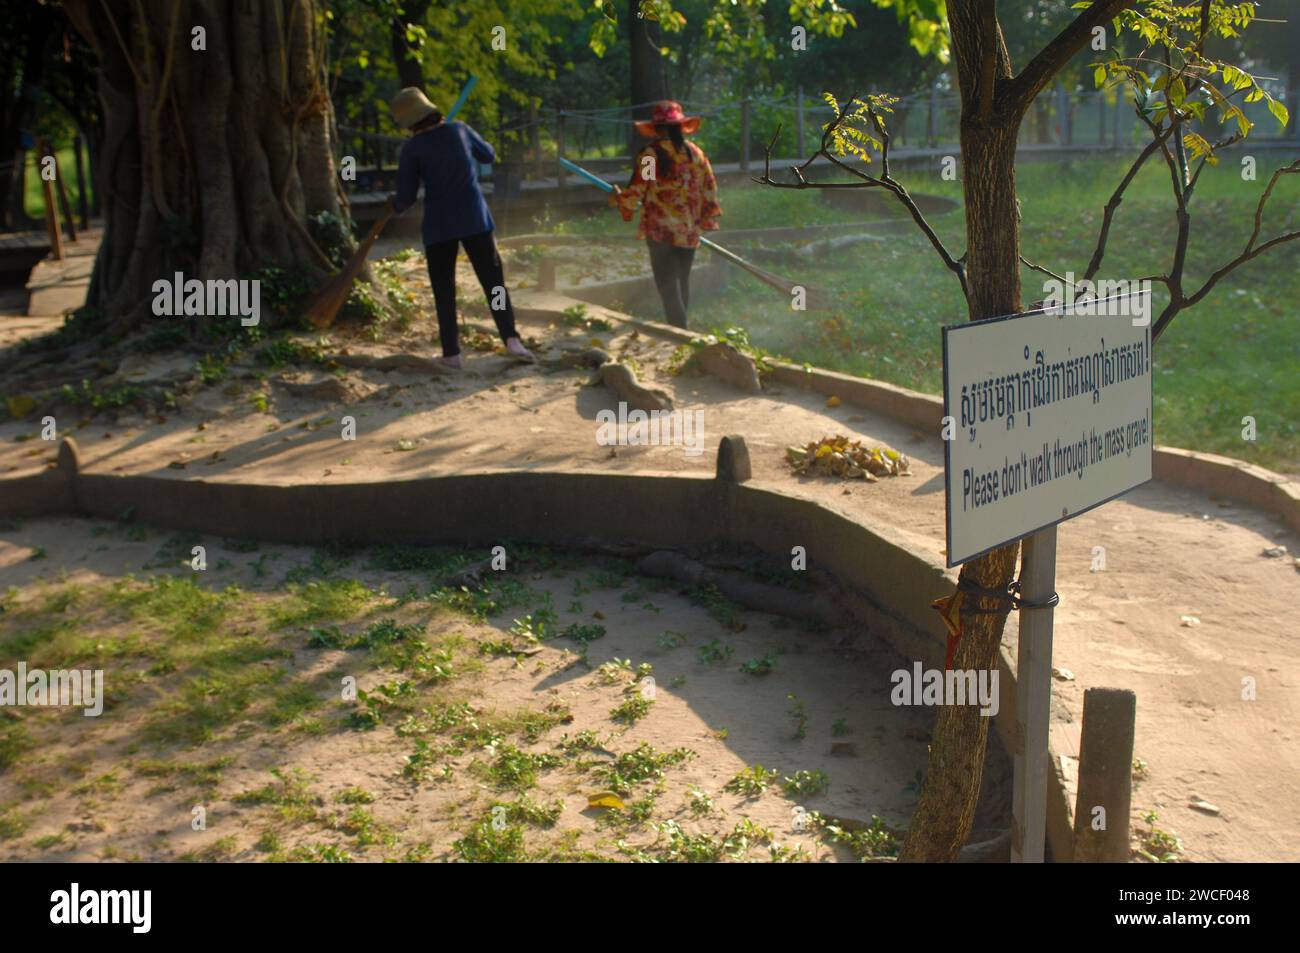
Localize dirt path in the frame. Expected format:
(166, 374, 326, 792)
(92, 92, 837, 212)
(2, 254, 1296, 861)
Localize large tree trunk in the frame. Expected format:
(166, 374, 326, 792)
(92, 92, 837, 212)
(60, 0, 346, 338)
(899, 0, 1025, 863)
(900, 0, 1135, 862)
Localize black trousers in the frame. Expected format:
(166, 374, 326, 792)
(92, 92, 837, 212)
(647, 239, 696, 329)
(425, 230, 519, 357)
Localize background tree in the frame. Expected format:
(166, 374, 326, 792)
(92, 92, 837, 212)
(327, 0, 588, 160)
(1, 1, 60, 228)
(752, 0, 1294, 861)
(54, 0, 349, 341)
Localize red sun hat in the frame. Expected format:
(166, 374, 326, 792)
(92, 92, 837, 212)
(635, 100, 702, 138)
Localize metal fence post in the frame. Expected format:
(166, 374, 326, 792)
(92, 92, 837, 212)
(796, 85, 806, 157)
(740, 98, 752, 172)
(556, 109, 567, 202)
(530, 102, 542, 180)
(927, 83, 937, 147)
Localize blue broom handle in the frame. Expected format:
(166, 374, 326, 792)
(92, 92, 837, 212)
(559, 157, 615, 193)
(446, 76, 478, 122)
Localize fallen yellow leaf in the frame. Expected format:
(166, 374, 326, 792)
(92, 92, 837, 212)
(587, 792, 625, 810)
(6, 395, 36, 419)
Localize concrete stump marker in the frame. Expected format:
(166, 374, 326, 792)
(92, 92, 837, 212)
(1072, 687, 1137, 862)
(716, 435, 752, 483)
(538, 259, 556, 292)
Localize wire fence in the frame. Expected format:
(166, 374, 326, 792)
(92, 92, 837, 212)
(332, 80, 1299, 194)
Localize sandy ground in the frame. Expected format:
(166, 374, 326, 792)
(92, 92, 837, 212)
(2, 248, 1298, 861)
(0, 517, 1000, 862)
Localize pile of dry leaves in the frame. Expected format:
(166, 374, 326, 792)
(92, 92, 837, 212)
(785, 434, 911, 481)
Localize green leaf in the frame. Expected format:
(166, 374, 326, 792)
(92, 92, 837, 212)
(1267, 97, 1290, 129)
(1094, 65, 1106, 88)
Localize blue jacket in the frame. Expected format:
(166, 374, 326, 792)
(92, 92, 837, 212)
(392, 121, 496, 245)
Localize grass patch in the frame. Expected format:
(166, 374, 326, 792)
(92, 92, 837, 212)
(476, 744, 563, 792)
(783, 769, 830, 796)
(232, 768, 322, 823)
(106, 576, 231, 639)
(269, 579, 374, 628)
(812, 812, 902, 860)
(453, 815, 527, 862)
(724, 764, 780, 797)
(600, 743, 696, 796)
(132, 756, 234, 792)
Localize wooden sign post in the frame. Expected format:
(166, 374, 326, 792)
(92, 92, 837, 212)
(942, 292, 1153, 862)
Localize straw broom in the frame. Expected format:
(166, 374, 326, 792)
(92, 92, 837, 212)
(302, 206, 394, 329)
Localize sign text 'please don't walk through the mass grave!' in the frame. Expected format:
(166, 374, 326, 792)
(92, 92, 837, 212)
(942, 299, 1153, 567)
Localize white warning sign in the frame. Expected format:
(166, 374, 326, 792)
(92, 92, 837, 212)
(942, 303, 1153, 567)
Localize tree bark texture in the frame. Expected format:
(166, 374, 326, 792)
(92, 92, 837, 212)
(60, 0, 346, 335)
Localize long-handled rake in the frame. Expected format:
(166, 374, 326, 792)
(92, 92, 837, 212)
(558, 156, 828, 307)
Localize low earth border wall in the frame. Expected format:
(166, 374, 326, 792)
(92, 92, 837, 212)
(1, 436, 1065, 858)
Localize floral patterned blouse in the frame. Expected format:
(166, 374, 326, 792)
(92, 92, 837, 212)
(612, 139, 722, 248)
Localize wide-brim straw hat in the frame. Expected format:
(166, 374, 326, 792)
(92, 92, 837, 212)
(392, 87, 440, 130)
(635, 99, 701, 138)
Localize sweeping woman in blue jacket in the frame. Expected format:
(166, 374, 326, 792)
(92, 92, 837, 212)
(388, 86, 533, 368)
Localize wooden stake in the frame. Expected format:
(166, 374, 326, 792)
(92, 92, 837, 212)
(1072, 688, 1136, 862)
(50, 147, 78, 243)
(37, 140, 65, 261)
(530, 102, 542, 180)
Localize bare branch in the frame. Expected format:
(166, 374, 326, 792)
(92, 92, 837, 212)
(754, 103, 969, 301)
(1153, 158, 1300, 341)
(1019, 255, 1070, 286)
(1083, 124, 1173, 281)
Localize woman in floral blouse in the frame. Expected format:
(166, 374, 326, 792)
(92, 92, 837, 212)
(610, 101, 722, 328)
